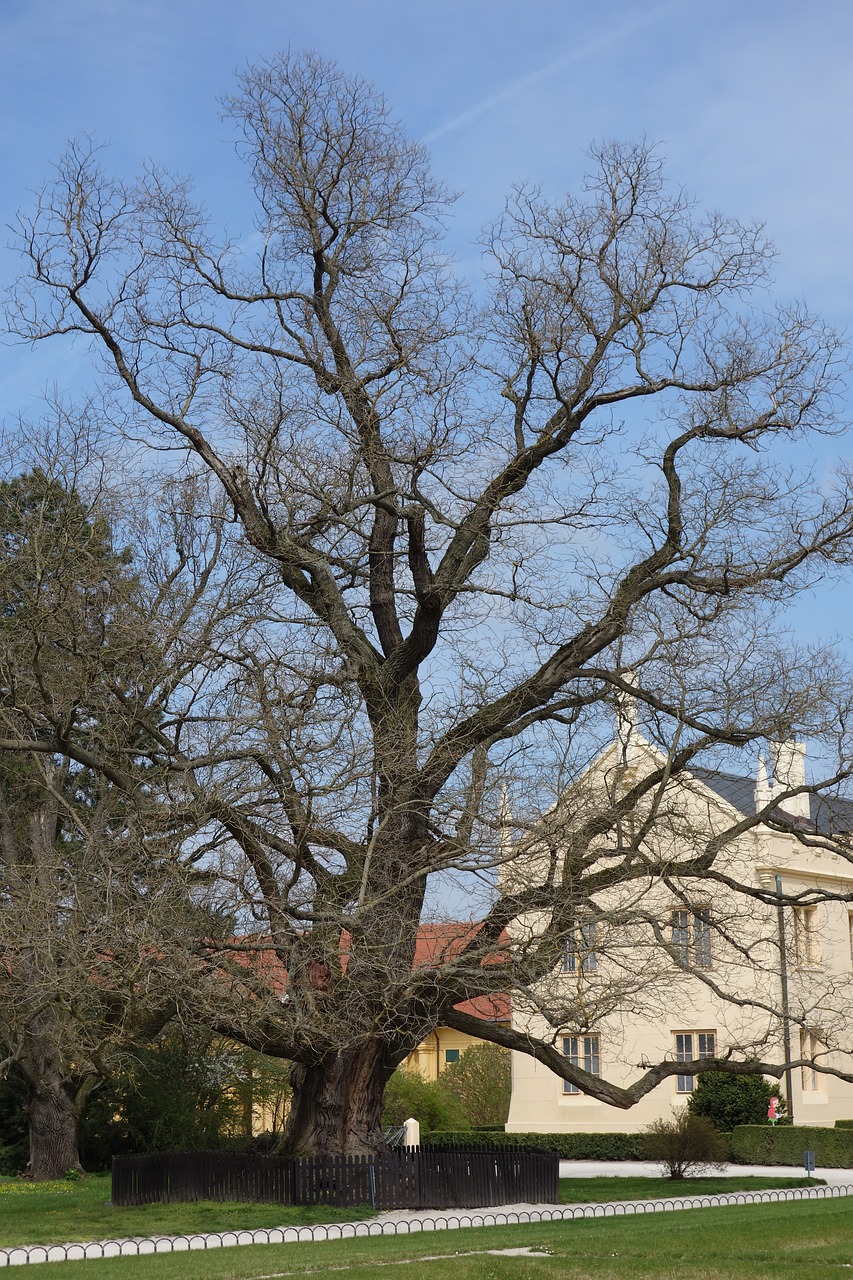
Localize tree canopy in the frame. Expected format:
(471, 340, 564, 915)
(7, 51, 853, 1156)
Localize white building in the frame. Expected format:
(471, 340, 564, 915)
(505, 734, 853, 1133)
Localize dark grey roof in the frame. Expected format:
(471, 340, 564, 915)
(692, 767, 853, 835)
(809, 793, 853, 836)
(692, 768, 756, 816)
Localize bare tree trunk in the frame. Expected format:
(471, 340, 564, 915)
(26, 1069, 83, 1181)
(279, 1042, 397, 1157)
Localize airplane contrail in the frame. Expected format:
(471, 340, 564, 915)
(424, 1, 682, 143)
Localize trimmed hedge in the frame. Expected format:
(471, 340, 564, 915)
(730, 1125, 853, 1167)
(422, 1130, 649, 1160)
(835, 1119, 853, 1129)
(424, 1125, 853, 1166)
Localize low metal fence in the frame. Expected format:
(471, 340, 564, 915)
(1, 1183, 850, 1268)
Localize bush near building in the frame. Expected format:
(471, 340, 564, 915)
(382, 1044, 511, 1133)
(421, 1131, 650, 1159)
(436, 1045, 511, 1128)
(381, 1071, 468, 1133)
(688, 1071, 783, 1132)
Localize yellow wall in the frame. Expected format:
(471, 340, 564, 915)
(402, 1026, 493, 1082)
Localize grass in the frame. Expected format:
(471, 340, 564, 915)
(0, 1171, 822, 1249)
(0, 1175, 373, 1248)
(12, 1197, 853, 1279)
(557, 1173, 822, 1202)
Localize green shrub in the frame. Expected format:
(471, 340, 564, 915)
(382, 1070, 468, 1133)
(0, 1065, 29, 1175)
(437, 1045, 511, 1128)
(834, 1120, 853, 1128)
(421, 1130, 649, 1159)
(0, 1064, 29, 1172)
(730, 1125, 853, 1167)
(0, 1142, 28, 1177)
(645, 1110, 728, 1179)
(79, 1032, 252, 1168)
(688, 1071, 781, 1131)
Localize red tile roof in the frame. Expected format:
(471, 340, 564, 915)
(222, 923, 510, 1023)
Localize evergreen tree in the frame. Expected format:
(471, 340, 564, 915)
(0, 470, 183, 1177)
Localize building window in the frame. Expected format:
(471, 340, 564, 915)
(562, 921, 597, 974)
(673, 1030, 716, 1093)
(800, 1029, 823, 1092)
(671, 908, 713, 968)
(793, 906, 819, 966)
(444, 1049, 460, 1065)
(562, 1034, 601, 1094)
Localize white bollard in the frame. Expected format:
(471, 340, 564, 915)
(402, 1116, 420, 1149)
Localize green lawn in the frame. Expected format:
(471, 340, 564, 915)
(558, 1173, 821, 1202)
(12, 1197, 853, 1280)
(0, 1171, 823, 1249)
(0, 1175, 373, 1248)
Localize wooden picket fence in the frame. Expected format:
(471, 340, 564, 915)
(111, 1145, 559, 1210)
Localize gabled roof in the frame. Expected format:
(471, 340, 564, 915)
(691, 767, 756, 816)
(413, 922, 506, 965)
(693, 767, 853, 836)
(413, 923, 511, 1022)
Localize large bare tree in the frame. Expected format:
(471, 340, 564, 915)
(8, 52, 853, 1156)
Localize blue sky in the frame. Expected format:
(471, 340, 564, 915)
(4, 0, 852, 400)
(2, 0, 853, 644)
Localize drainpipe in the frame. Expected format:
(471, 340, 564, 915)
(775, 874, 795, 1123)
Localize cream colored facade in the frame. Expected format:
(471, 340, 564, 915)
(402, 1026, 491, 1081)
(506, 736, 853, 1134)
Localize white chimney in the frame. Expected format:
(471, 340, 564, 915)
(767, 740, 810, 820)
(754, 753, 772, 812)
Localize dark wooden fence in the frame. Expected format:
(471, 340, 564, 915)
(112, 1146, 559, 1210)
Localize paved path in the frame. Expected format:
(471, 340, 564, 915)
(558, 1159, 853, 1182)
(1, 1167, 850, 1267)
